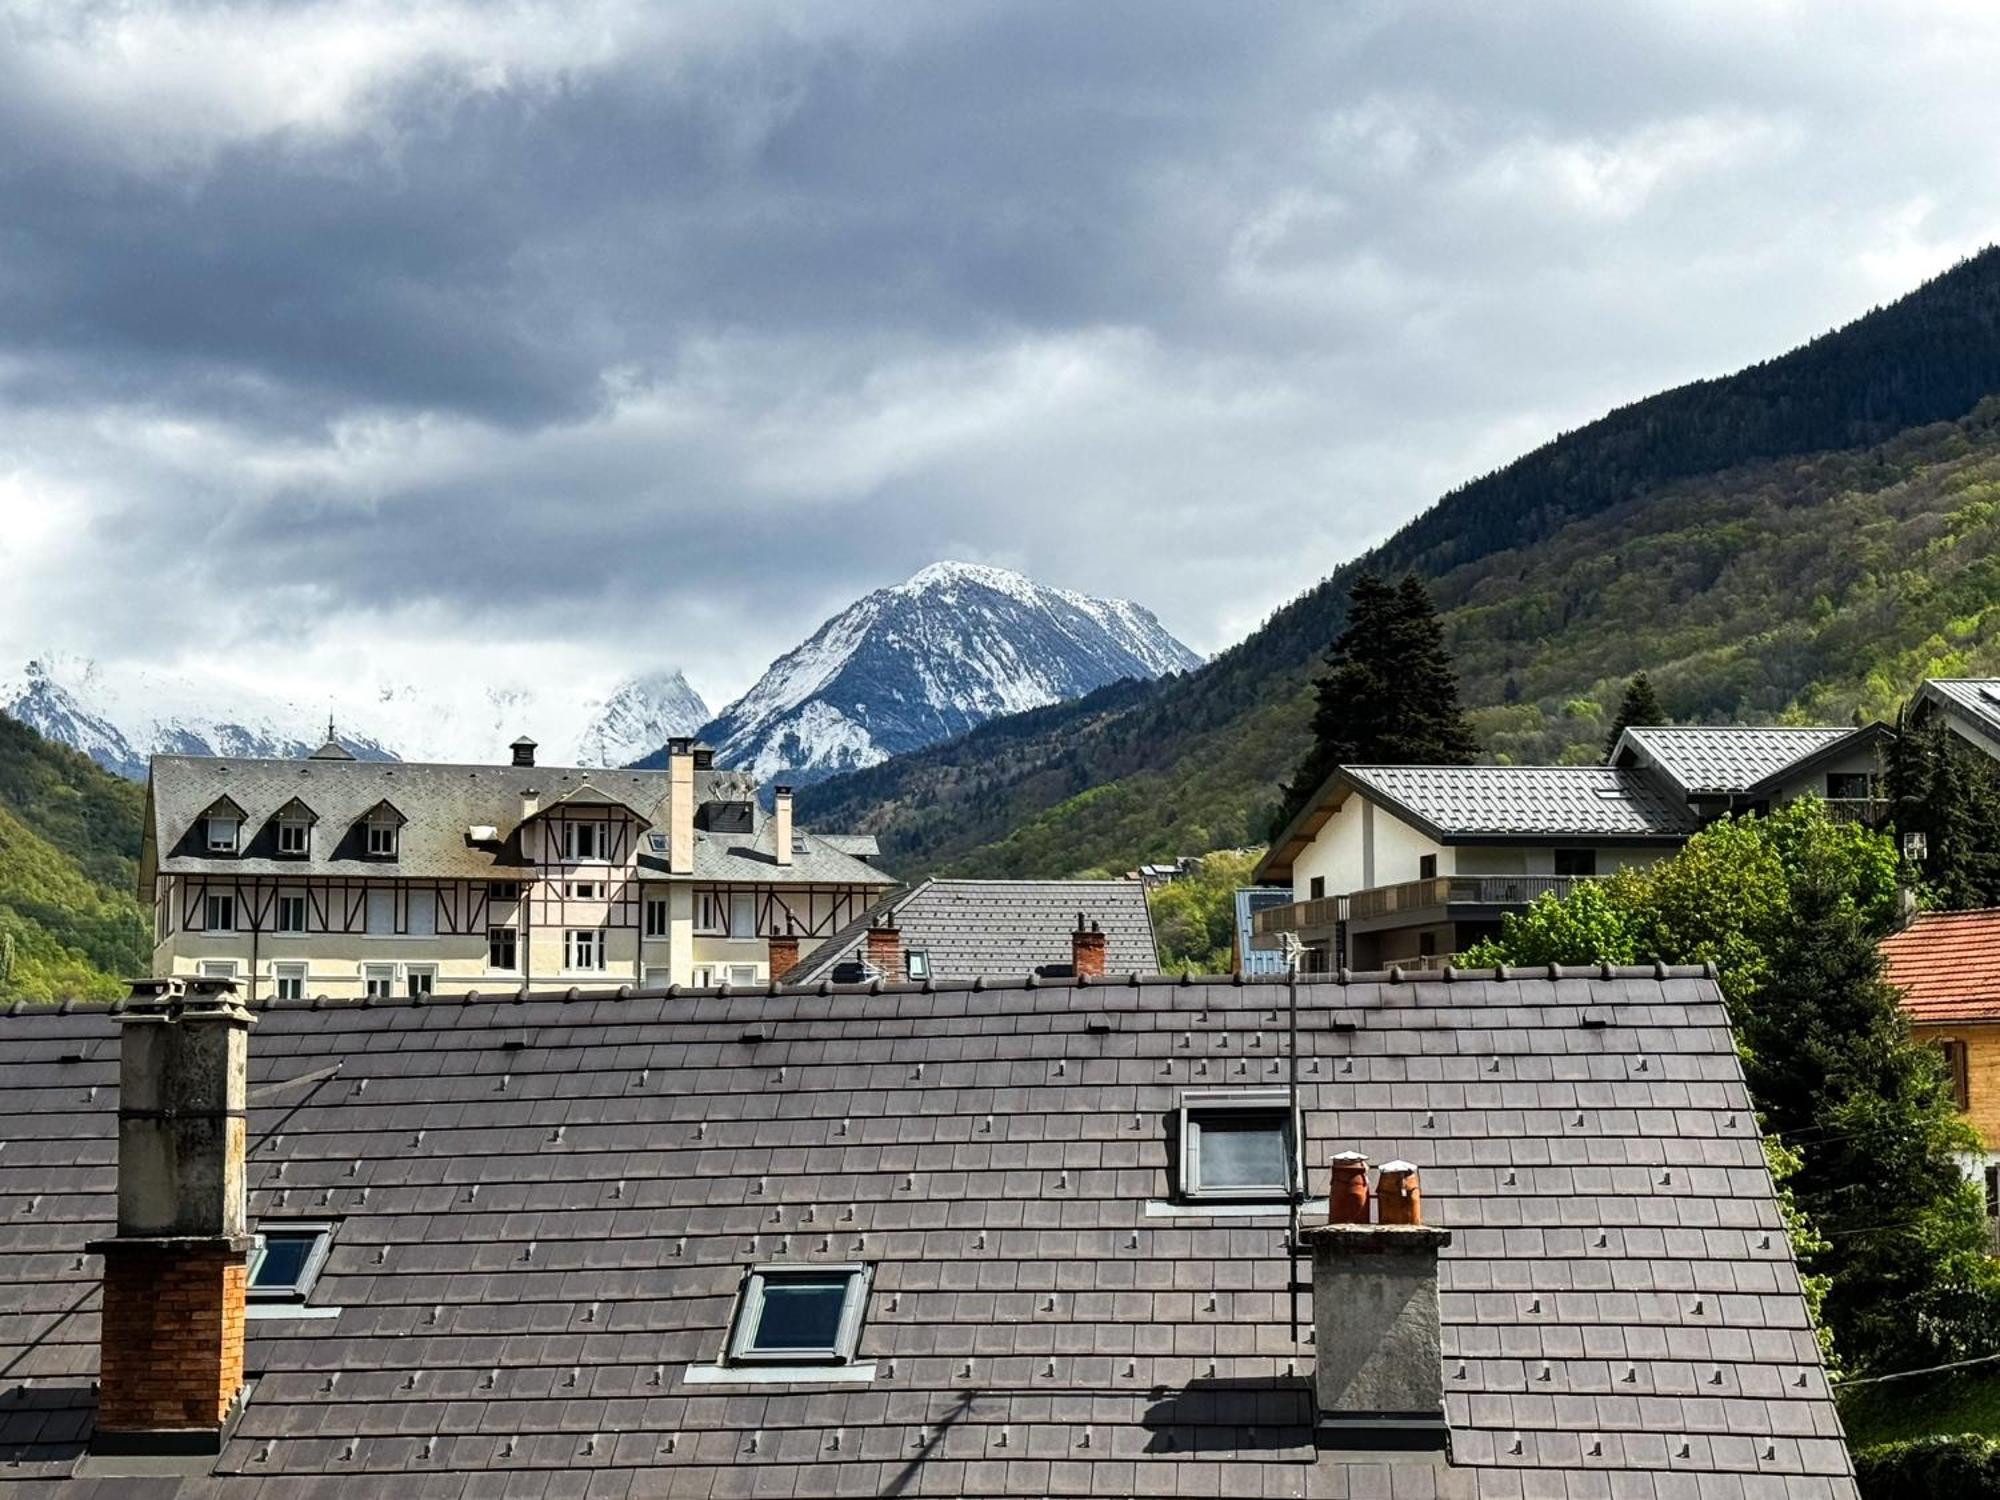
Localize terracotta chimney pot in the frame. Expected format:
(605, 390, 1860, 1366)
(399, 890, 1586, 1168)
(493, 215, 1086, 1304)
(1376, 1160, 1422, 1225)
(1328, 1151, 1371, 1224)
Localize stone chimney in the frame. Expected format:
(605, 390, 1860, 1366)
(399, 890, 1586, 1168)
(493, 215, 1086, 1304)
(1071, 913, 1107, 978)
(864, 913, 903, 982)
(510, 735, 537, 768)
(668, 738, 696, 876)
(1300, 1158, 1451, 1451)
(773, 785, 794, 868)
(88, 977, 256, 1454)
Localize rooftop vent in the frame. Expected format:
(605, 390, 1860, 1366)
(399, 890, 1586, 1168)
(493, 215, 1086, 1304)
(510, 736, 537, 769)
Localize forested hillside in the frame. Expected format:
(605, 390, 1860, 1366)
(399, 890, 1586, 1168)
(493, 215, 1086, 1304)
(798, 249, 2000, 877)
(0, 712, 148, 998)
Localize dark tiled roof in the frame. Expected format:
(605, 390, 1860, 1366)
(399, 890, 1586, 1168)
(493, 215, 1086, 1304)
(1616, 727, 1859, 796)
(788, 878, 1161, 982)
(1344, 765, 1701, 840)
(0, 968, 1853, 1498)
(1882, 908, 2000, 1024)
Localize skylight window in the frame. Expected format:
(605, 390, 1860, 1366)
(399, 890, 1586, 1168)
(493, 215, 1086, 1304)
(727, 1264, 872, 1365)
(1178, 1090, 1298, 1202)
(248, 1222, 335, 1302)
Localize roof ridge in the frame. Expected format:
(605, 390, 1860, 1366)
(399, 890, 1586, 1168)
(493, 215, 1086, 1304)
(8, 962, 1721, 1018)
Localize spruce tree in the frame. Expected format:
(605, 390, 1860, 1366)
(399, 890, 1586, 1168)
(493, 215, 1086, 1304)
(1887, 712, 2000, 908)
(1273, 573, 1478, 832)
(1602, 672, 1667, 761)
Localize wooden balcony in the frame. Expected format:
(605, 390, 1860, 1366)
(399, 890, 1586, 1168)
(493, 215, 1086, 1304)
(1253, 875, 1592, 936)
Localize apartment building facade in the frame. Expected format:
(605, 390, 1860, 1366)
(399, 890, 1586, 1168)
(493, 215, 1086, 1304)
(139, 734, 894, 1000)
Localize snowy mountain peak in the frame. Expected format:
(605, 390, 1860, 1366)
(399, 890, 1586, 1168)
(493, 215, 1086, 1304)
(675, 561, 1202, 786)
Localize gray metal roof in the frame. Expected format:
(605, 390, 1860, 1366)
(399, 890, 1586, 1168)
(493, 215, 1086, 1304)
(1235, 888, 1293, 977)
(1345, 765, 1702, 840)
(0, 968, 1854, 1498)
(1615, 727, 1859, 796)
(1917, 679, 2000, 747)
(787, 878, 1162, 982)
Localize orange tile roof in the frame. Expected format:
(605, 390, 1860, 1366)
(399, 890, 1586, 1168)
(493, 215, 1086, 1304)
(1881, 908, 2000, 1024)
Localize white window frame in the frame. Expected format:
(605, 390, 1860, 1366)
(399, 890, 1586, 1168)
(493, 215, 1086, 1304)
(198, 959, 238, 979)
(406, 891, 437, 937)
(364, 888, 394, 936)
(564, 820, 604, 862)
(276, 819, 310, 856)
(1177, 1089, 1300, 1203)
(729, 892, 757, 938)
(726, 1263, 872, 1366)
(642, 965, 671, 989)
(726, 964, 758, 985)
(276, 892, 308, 934)
(567, 881, 602, 900)
(694, 891, 727, 935)
(905, 950, 931, 980)
(366, 819, 399, 857)
(362, 964, 396, 999)
(203, 892, 236, 933)
(487, 881, 521, 903)
(644, 896, 670, 938)
(205, 815, 240, 853)
(564, 928, 605, 971)
(487, 925, 519, 973)
(248, 1221, 335, 1302)
(692, 966, 715, 987)
(272, 963, 307, 1001)
(405, 964, 436, 998)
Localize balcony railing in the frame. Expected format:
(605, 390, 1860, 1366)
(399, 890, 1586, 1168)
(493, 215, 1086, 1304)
(1254, 874, 1592, 935)
(1821, 796, 1891, 826)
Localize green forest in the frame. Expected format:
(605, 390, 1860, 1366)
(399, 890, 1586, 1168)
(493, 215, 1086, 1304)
(797, 249, 2000, 878)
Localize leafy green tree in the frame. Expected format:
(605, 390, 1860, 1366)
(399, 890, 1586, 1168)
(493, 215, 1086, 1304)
(1273, 573, 1478, 832)
(1147, 850, 1260, 974)
(1602, 672, 1667, 761)
(1464, 799, 2000, 1372)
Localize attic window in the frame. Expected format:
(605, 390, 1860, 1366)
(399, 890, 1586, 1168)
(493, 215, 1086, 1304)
(366, 819, 399, 857)
(206, 815, 240, 853)
(248, 1222, 335, 1302)
(276, 818, 309, 856)
(727, 1264, 872, 1365)
(905, 950, 931, 980)
(1178, 1089, 1298, 1202)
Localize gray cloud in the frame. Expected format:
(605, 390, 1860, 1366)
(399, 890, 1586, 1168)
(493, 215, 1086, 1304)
(4, 0, 2000, 714)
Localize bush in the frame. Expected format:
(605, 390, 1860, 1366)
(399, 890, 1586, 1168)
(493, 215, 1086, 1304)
(1857, 1434, 2000, 1499)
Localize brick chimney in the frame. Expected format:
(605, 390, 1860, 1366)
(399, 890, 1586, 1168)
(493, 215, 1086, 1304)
(88, 977, 256, 1454)
(864, 913, 903, 982)
(1070, 913, 1107, 978)
(768, 931, 801, 982)
(1300, 1158, 1451, 1451)
(773, 785, 794, 868)
(667, 738, 696, 876)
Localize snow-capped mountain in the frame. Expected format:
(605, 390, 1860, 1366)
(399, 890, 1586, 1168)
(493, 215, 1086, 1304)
(670, 561, 1203, 785)
(1, 656, 710, 778)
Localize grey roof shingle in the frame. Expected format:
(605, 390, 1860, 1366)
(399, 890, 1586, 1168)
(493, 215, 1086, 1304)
(787, 879, 1161, 982)
(1615, 728, 1859, 796)
(0, 967, 1854, 1498)
(1918, 679, 2000, 744)
(1343, 765, 1701, 840)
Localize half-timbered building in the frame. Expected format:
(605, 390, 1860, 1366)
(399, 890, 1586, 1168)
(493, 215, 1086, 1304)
(138, 734, 893, 1000)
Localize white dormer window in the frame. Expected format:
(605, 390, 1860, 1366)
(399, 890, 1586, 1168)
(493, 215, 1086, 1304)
(276, 819, 309, 856)
(366, 819, 398, 857)
(564, 821, 604, 861)
(206, 816, 240, 853)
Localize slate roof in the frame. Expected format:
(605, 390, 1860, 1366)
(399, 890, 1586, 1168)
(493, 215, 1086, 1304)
(1343, 765, 1702, 841)
(648, 805, 894, 891)
(144, 754, 675, 882)
(1881, 908, 2000, 1024)
(787, 879, 1162, 983)
(1614, 728, 1861, 797)
(0, 967, 1854, 1499)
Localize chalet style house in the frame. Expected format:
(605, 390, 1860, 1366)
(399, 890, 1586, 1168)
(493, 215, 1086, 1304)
(137, 735, 894, 999)
(1254, 723, 1892, 971)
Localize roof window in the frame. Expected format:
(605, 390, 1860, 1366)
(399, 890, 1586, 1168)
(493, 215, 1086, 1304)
(727, 1264, 872, 1365)
(248, 1222, 335, 1302)
(1179, 1089, 1298, 1202)
(206, 815, 240, 853)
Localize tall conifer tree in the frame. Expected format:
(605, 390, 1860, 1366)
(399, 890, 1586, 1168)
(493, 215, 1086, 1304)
(1273, 573, 1478, 832)
(1603, 672, 1667, 761)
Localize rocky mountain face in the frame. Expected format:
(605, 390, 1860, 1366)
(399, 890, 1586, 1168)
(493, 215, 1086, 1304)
(649, 562, 1201, 787)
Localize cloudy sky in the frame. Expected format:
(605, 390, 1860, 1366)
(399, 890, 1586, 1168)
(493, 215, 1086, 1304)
(6, 0, 2000, 722)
